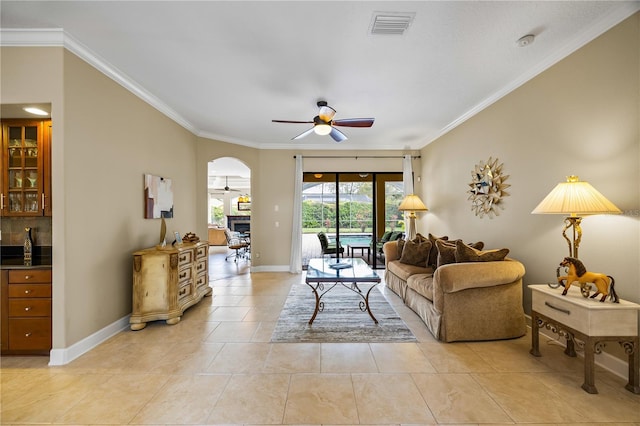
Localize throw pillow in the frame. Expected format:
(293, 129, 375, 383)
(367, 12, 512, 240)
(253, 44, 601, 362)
(467, 241, 485, 251)
(399, 239, 432, 267)
(435, 239, 457, 268)
(428, 233, 448, 267)
(379, 231, 392, 242)
(396, 238, 405, 258)
(413, 233, 428, 242)
(455, 240, 509, 262)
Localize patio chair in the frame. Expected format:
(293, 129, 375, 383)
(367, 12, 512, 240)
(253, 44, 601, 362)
(317, 232, 344, 257)
(225, 229, 249, 262)
(372, 231, 403, 257)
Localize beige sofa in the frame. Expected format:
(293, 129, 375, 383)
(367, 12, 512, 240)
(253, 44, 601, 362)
(383, 240, 526, 342)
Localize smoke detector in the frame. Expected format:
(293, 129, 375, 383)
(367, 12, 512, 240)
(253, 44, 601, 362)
(517, 34, 535, 47)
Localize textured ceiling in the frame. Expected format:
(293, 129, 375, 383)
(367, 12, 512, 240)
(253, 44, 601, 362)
(1, 1, 638, 150)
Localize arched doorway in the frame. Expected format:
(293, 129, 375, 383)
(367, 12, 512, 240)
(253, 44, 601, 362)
(207, 157, 251, 227)
(207, 157, 252, 275)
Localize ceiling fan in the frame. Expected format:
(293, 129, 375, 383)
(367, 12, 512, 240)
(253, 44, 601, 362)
(214, 176, 241, 193)
(272, 101, 374, 142)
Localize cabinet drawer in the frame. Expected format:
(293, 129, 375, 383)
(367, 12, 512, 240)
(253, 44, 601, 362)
(178, 266, 192, 284)
(178, 283, 192, 301)
(8, 299, 51, 317)
(8, 318, 51, 350)
(195, 273, 208, 289)
(8, 283, 51, 298)
(196, 245, 208, 259)
(178, 250, 193, 267)
(195, 259, 207, 274)
(8, 269, 51, 284)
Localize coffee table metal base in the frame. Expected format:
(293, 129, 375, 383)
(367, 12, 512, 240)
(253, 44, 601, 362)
(304, 281, 379, 325)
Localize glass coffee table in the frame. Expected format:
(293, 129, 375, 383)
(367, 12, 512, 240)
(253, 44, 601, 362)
(305, 257, 381, 325)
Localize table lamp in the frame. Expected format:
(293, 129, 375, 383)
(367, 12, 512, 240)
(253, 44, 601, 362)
(531, 175, 621, 258)
(398, 194, 428, 240)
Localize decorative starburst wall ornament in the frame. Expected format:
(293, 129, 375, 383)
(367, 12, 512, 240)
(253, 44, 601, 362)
(467, 157, 510, 218)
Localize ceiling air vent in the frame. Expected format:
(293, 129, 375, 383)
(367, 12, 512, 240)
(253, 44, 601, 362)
(370, 12, 415, 36)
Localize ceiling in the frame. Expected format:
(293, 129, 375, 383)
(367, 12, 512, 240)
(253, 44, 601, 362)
(1, 1, 638, 151)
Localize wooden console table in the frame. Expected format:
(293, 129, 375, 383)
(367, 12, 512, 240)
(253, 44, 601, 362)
(529, 284, 639, 394)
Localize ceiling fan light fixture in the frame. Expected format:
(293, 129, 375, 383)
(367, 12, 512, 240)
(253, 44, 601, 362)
(318, 105, 336, 122)
(314, 123, 332, 136)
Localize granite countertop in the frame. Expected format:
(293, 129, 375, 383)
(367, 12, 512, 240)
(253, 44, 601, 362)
(1, 246, 52, 269)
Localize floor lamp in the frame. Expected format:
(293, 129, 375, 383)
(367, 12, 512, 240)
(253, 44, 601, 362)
(399, 194, 428, 241)
(531, 175, 621, 259)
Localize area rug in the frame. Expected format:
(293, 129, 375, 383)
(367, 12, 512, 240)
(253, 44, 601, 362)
(271, 281, 416, 343)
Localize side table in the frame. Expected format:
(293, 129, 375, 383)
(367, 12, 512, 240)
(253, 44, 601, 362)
(529, 284, 639, 394)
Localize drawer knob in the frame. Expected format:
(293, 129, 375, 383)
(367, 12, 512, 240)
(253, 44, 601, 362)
(24, 275, 32, 280)
(24, 306, 31, 311)
(25, 332, 32, 337)
(24, 290, 31, 294)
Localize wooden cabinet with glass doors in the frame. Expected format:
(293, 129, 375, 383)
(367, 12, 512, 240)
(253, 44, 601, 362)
(1, 119, 52, 217)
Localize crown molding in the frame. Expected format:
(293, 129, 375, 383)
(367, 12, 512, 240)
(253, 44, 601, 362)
(427, 2, 640, 148)
(1, 28, 198, 135)
(0, 28, 64, 45)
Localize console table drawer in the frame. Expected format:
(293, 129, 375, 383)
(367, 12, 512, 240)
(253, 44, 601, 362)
(532, 285, 638, 336)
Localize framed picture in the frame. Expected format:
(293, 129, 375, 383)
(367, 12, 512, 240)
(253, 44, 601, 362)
(237, 201, 251, 211)
(144, 174, 174, 219)
(174, 231, 181, 244)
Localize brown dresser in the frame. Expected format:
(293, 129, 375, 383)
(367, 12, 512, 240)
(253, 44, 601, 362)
(1, 268, 52, 355)
(129, 241, 211, 330)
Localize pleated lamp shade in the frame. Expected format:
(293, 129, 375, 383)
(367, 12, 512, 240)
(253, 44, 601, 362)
(398, 194, 428, 212)
(531, 175, 621, 216)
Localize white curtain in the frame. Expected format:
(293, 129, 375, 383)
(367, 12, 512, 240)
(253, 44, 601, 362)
(289, 155, 303, 273)
(402, 154, 415, 239)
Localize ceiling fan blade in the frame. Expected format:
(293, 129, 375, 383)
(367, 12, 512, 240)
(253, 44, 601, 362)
(292, 127, 315, 140)
(272, 119, 314, 124)
(330, 127, 348, 142)
(332, 118, 375, 127)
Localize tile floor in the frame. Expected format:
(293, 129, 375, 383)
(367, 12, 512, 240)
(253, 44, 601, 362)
(1, 247, 639, 425)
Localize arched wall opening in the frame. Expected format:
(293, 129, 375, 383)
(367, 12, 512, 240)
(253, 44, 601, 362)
(207, 157, 252, 240)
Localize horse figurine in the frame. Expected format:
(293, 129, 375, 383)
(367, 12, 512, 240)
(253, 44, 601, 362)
(557, 257, 619, 303)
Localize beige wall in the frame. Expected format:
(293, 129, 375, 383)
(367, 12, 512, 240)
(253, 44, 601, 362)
(420, 12, 640, 317)
(61, 51, 199, 345)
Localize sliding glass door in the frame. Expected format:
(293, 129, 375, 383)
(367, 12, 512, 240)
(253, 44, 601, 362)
(302, 172, 403, 269)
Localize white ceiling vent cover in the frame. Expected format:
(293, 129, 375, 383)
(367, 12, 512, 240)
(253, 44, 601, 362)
(370, 12, 415, 35)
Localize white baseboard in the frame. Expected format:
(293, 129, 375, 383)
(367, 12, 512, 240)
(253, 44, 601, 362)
(49, 315, 130, 366)
(527, 316, 629, 380)
(250, 264, 291, 273)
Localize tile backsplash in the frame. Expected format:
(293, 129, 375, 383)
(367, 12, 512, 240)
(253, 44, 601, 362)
(0, 217, 52, 246)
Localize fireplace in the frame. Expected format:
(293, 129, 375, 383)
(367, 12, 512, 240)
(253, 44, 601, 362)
(227, 215, 250, 233)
